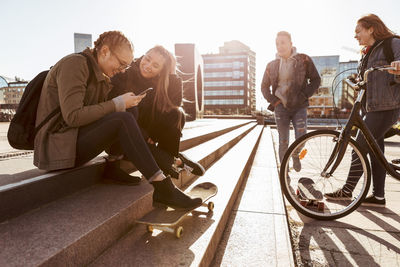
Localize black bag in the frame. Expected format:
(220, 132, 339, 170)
(382, 36, 399, 64)
(7, 53, 94, 150)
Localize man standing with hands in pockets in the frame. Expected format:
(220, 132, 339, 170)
(261, 31, 320, 170)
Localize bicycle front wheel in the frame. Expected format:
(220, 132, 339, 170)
(280, 129, 371, 220)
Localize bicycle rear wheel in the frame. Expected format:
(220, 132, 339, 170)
(280, 129, 371, 220)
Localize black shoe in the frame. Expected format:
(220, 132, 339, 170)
(151, 176, 202, 209)
(361, 195, 386, 207)
(324, 189, 352, 200)
(178, 153, 205, 176)
(103, 159, 141, 186)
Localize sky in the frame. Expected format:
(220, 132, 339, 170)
(1, 0, 400, 110)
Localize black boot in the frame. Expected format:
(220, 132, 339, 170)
(151, 176, 202, 209)
(103, 159, 141, 186)
(177, 153, 205, 176)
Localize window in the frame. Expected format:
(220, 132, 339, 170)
(204, 71, 244, 78)
(204, 99, 244, 105)
(204, 61, 244, 69)
(204, 90, 244, 96)
(204, 81, 244, 87)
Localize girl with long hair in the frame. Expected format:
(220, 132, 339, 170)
(325, 14, 400, 206)
(34, 32, 201, 209)
(111, 45, 205, 180)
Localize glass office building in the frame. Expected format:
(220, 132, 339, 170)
(202, 41, 256, 115)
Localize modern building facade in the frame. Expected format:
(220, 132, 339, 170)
(0, 76, 27, 104)
(309, 56, 358, 117)
(0, 76, 26, 121)
(202, 41, 256, 115)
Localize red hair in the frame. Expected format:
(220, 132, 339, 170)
(357, 14, 396, 41)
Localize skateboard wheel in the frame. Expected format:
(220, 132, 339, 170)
(147, 225, 153, 233)
(208, 202, 214, 211)
(175, 226, 183, 238)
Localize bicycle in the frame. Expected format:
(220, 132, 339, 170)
(279, 65, 400, 220)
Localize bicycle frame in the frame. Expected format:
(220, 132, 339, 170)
(321, 67, 400, 180)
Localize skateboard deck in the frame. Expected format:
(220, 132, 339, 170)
(136, 182, 218, 238)
(296, 177, 324, 211)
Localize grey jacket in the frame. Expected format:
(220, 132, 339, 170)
(34, 49, 116, 170)
(362, 38, 400, 112)
(261, 53, 321, 111)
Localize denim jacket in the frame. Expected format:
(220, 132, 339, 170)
(261, 53, 320, 111)
(362, 38, 400, 112)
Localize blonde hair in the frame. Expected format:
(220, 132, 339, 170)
(144, 46, 184, 130)
(276, 31, 292, 42)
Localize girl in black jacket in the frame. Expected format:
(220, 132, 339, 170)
(111, 45, 205, 179)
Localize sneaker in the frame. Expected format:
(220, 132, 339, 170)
(178, 153, 205, 176)
(151, 176, 202, 209)
(361, 195, 386, 207)
(324, 189, 352, 200)
(292, 156, 301, 172)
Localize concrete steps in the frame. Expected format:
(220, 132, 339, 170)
(211, 127, 294, 266)
(0, 182, 153, 266)
(89, 125, 264, 267)
(0, 119, 293, 266)
(0, 119, 250, 223)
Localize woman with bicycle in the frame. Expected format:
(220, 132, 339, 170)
(325, 14, 400, 206)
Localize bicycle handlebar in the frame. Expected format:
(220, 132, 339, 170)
(345, 65, 396, 90)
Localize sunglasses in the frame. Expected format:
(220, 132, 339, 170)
(111, 51, 131, 71)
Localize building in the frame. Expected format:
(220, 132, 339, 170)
(338, 60, 359, 114)
(0, 76, 26, 121)
(309, 56, 358, 117)
(202, 40, 256, 115)
(74, 33, 92, 53)
(0, 76, 27, 104)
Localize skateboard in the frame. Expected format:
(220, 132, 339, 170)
(296, 177, 324, 211)
(136, 182, 218, 238)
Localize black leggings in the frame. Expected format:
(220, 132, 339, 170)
(75, 112, 160, 180)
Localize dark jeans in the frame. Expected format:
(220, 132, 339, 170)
(274, 104, 308, 162)
(143, 108, 185, 157)
(75, 112, 161, 180)
(137, 108, 185, 178)
(107, 107, 185, 179)
(345, 108, 400, 198)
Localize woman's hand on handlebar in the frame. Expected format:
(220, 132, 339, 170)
(388, 61, 400, 75)
(121, 92, 146, 108)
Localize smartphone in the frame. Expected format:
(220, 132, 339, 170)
(139, 87, 153, 96)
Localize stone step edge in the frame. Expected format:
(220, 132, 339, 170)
(196, 125, 264, 267)
(89, 126, 264, 266)
(0, 121, 254, 222)
(180, 120, 253, 151)
(178, 122, 258, 188)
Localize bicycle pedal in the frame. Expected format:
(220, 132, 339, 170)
(392, 159, 400, 165)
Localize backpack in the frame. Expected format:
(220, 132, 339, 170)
(7, 53, 94, 150)
(383, 36, 400, 63)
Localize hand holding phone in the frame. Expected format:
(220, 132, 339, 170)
(139, 87, 153, 96)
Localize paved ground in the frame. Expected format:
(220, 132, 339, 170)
(271, 128, 400, 267)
